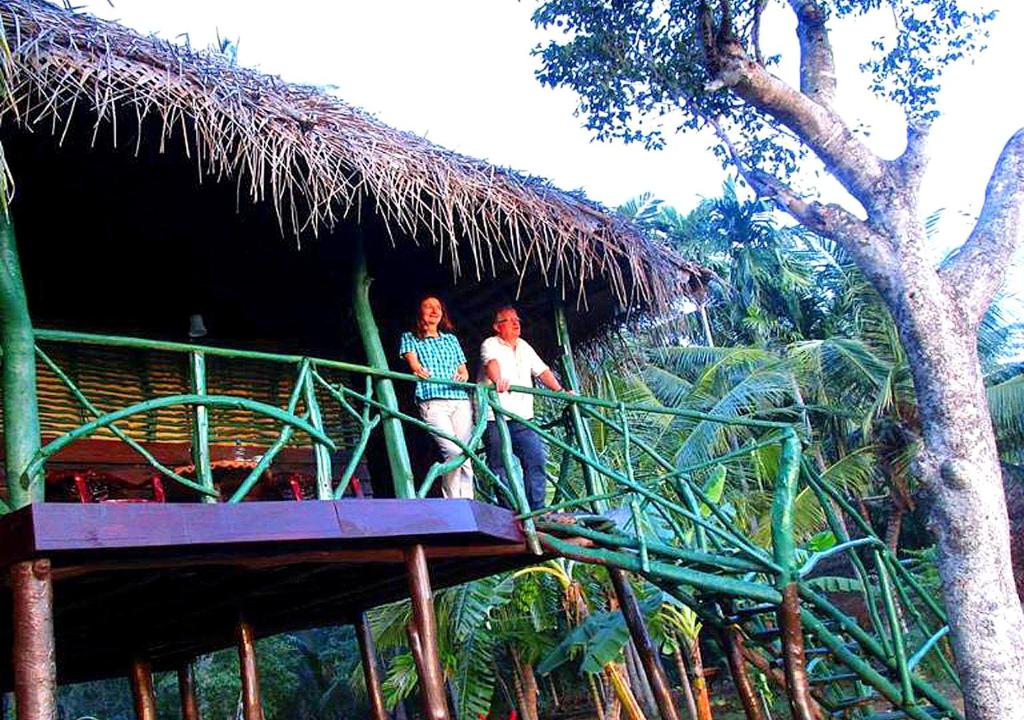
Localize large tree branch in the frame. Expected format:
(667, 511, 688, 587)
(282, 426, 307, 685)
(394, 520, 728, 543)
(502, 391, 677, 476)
(703, 30, 888, 212)
(896, 121, 932, 186)
(711, 119, 898, 293)
(939, 127, 1024, 324)
(788, 0, 836, 106)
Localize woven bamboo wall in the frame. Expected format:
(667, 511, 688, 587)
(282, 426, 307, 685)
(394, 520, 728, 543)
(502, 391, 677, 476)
(7, 343, 360, 449)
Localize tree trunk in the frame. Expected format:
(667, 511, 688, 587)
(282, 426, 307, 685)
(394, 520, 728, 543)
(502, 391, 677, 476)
(626, 641, 658, 719)
(1004, 472, 1024, 604)
(672, 640, 700, 720)
(901, 318, 1024, 717)
(685, 636, 713, 720)
(511, 647, 539, 720)
(719, 627, 766, 720)
(588, 673, 607, 720)
(697, 304, 714, 347)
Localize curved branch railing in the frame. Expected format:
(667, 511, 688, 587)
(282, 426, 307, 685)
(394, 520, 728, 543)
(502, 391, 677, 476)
(12, 329, 960, 719)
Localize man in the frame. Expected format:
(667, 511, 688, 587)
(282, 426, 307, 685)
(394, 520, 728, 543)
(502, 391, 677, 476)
(481, 306, 568, 511)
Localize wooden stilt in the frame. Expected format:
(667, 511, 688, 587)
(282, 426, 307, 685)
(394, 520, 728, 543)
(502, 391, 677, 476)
(236, 619, 265, 720)
(609, 568, 681, 720)
(177, 661, 201, 720)
(777, 584, 820, 720)
(355, 612, 388, 720)
(720, 626, 767, 720)
(130, 657, 158, 720)
(405, 544, 450, 720)
(11, 559, 57, 720)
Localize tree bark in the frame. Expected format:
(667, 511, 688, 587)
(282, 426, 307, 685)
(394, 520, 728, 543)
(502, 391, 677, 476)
(610, 568, 681, 720)
(685, 636, 713, 720)
(719, 627, 766, 720)
(672, 639, 700, 720)
(511, 646, 539, 720)
(355, 612, 388, 720)
(11, 560, 57, 720)
(589, 672, 608, 720)
(894, 279, 1024, 718)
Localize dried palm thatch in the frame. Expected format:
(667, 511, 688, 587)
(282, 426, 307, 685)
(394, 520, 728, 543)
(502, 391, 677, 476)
(0, 0, 708, 314)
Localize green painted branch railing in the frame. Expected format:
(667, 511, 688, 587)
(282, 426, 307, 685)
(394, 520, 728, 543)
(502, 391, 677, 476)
(7, 329, 960, 720)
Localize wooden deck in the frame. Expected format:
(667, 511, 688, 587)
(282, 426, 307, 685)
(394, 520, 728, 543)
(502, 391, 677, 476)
(0, 499, 532, 686)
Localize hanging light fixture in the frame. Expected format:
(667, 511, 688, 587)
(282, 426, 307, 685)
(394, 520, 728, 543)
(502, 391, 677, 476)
(188, 313, 208, 339)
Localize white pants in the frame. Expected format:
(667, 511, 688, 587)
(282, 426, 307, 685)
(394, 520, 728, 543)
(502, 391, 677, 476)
(418, 398, 475, 499)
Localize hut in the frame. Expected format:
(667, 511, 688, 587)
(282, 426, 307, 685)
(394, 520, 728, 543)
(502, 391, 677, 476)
(0, 2, 706, 718)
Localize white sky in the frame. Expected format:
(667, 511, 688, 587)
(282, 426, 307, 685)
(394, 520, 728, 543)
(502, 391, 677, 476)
(76, 0, 1023, 295)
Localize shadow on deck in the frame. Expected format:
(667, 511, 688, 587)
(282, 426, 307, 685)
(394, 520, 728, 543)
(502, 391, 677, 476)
(0, 499, 532, 686)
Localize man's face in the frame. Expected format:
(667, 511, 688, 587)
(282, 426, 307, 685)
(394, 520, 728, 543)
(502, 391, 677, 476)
(493, 309, 521, 343)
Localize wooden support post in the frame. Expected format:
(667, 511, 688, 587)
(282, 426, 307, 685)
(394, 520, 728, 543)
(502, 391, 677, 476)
(177, 661, 201, 720)
(777, 584, 820, 720)
(236, 619, 265, 720)
(11, 560, 56, 720)
(719, 626, 767, 720)
(609, 568, 681, 720)
(405, 544, 450, 720)
(130, 657, 158, 720)
(355, 612, 388, 720)
(0, 208, 43, 508)
(351, 234, 414, 498)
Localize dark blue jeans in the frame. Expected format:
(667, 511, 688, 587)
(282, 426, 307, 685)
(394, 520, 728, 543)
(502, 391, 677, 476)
(484, 420, 547, 511)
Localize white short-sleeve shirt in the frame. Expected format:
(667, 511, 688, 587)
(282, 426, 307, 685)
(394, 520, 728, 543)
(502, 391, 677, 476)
(480, 336, 549, 420)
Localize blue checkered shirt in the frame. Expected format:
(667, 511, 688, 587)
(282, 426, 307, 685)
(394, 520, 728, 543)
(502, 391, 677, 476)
(399, 331, 470, 401)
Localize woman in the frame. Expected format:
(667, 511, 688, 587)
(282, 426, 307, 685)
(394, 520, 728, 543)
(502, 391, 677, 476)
(399, 296, 475, 499)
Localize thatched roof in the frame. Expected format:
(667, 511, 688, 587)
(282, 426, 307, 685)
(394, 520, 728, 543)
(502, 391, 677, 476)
(0, 0, 708, 353)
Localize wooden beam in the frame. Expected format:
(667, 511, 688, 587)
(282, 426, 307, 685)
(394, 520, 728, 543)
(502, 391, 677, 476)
(11, 559, 57, 720)
(129, 657, 158, 720)
(609, 568, 681, 720)
(777, 583, 820, 720)
(177, 662, 201, 720)
(355, 612, 388, 720)
(719, 626, 767, 720)
(236, 618, 265, 720)
(405, 544, 449, 720)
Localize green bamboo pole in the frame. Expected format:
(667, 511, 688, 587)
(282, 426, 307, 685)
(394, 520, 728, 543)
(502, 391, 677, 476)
(874, 549, 914, 705)
(495, 413, 541, 554)
(0, 210, 42, 508)
(189, 351, 215, 502)
(1, 207, 59, 720)
(797, 586, 962, 720)
(34, 329, 794, 430)
(770, 429, 801, 583)
(538, 532, 782, 604)
(532, 519, 769, 573)
(350, 235, 414, 498)
(302, 371, 333, 499)
(553, 301, 604, 511)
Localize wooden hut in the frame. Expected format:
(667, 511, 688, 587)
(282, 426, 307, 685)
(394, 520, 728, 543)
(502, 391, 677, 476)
(0, 2, 705, 718)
